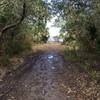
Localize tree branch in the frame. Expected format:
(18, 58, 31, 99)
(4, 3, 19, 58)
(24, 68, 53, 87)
(0, 0, 26, 39)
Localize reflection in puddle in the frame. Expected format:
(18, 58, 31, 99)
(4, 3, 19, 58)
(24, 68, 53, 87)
(51, 67, 55, 70)
(47, 54, 58, 66)
(48, 55, 54, 59)
(47, 54, 54, 64)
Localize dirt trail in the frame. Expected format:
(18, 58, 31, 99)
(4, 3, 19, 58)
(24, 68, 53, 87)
(1, 44, 100, 100)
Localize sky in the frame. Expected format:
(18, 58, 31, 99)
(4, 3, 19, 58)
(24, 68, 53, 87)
(46, 17, 61, 38)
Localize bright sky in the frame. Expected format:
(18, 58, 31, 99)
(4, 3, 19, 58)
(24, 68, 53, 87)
(46, 17, 61, 38)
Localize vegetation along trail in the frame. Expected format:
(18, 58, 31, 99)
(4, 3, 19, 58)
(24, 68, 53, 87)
(1, 44, 100, 100)
(0, 0, 100, 99)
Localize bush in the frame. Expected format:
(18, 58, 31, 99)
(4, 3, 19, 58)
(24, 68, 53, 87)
(5, 32, 32, 56)
(0, 55, 10, 66)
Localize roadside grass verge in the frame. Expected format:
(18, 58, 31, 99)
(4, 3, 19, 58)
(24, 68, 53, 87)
(81, 61, 100, 81)
(64, 48, 100, 81)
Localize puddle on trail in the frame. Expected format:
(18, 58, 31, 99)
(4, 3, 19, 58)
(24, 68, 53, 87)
(40, 53, 60, 70)
(47, 54, 54, 64)
(48, 54, 54, 59)
(46, 54, 58, 64)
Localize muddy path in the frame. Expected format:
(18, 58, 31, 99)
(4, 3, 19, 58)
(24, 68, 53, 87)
(1, 44, 100, 100)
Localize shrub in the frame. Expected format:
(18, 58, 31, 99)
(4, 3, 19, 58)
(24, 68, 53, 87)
(5, 32, 32, 56)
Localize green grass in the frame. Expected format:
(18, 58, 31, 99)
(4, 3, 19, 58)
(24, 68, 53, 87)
(64, 49, 82, 62)
(64, 48, 100, 80)
(81, 61, 100, 80)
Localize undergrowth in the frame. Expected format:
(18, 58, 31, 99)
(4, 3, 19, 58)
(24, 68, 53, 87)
(64, 48, 100, 81)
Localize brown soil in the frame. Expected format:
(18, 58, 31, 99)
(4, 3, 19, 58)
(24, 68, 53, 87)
(0, 43, 100, 100)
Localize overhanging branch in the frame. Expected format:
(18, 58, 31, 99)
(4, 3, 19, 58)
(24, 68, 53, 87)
(0, 0, 26, 39)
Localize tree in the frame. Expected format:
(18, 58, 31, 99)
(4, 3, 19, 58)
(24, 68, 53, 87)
(0, 0, 50, 55)
(51, 0, 100, 51)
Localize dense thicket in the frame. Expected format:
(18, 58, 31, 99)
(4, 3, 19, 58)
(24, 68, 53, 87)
(0, 0, 50, 56)
(51, 0, 100, 52)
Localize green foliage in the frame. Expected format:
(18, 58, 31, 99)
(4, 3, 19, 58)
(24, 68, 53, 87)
(5, 29, 33, 56)
(64, 50, 81, 62)
(0, 0, 50, 57)
(64, 48, 100, 80)
(0, 55, 10, 66)
(52, 0, 100, 52)
(81, 61, 100, 80)
(32, 23, 49, 43)
(0, 0, 23, 25)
